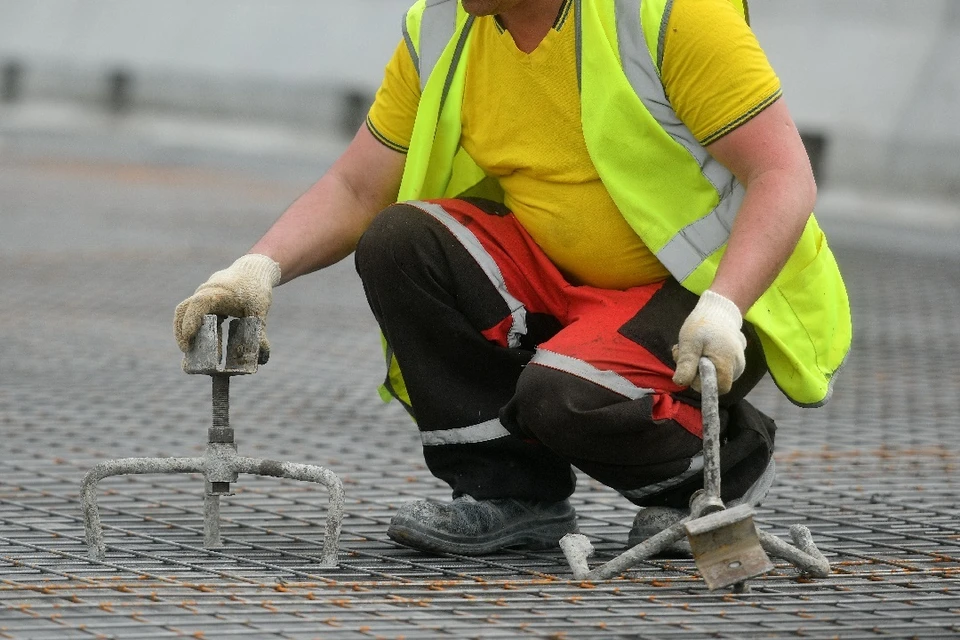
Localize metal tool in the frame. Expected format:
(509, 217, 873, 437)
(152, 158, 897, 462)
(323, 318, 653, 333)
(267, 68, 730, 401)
(81, 315, 344, 565)
(560, 357, 830, 590)
(685, 504, 772, 590)
(682, 357, 772, 590)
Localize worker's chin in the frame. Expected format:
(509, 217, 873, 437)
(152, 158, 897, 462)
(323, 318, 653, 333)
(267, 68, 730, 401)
(461, 1, 500, 16)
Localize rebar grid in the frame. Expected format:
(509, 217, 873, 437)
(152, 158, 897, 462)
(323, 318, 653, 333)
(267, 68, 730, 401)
(2, 453, 960, 638)
(3, 158, 960, 638)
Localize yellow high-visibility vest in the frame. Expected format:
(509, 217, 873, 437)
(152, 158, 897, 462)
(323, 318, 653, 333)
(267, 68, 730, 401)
(383, 0, 851, 408)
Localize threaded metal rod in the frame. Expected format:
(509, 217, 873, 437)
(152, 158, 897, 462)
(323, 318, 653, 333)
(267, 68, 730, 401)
(209, 375, 233, 497)
(211, 375, 230, 433)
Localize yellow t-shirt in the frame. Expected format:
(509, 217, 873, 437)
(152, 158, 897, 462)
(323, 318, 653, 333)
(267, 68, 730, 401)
(366, 0, 781, 289)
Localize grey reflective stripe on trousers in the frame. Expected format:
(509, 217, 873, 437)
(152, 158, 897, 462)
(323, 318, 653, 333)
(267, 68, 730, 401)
(417, 0, 460, 92)
(611, 0, 745, 282)
(618, 453, 705, 501)
(531, 349, 654, 400)
(406, 200, 528, 348)
(421, 417, 512, 446)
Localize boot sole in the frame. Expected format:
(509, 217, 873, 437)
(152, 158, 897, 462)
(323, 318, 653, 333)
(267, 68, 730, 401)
(387, 516, 579, 556)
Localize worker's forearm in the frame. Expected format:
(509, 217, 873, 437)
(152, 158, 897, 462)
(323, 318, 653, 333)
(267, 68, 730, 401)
(246, 125, 405, 285)
(250, 172, 382, 284)
(709, 169, 815, 314)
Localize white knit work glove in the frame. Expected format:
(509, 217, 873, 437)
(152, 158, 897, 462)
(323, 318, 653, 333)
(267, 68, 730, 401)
(672, 290, 747, 395)
(174, 254, 281, 362)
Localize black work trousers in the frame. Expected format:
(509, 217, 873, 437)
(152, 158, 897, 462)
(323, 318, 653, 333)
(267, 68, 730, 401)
(354, 199, 776, 508)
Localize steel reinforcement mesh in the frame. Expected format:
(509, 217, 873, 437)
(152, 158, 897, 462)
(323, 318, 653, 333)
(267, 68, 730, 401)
(1, 157, 959, 639)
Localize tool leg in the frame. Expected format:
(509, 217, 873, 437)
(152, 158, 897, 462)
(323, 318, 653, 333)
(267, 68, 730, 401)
(233, 457, 345, 566)
(81, 457, 204, 560)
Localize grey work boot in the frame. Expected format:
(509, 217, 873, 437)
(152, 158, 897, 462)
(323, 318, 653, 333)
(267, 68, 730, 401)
(626, 506, 691, 554)
(626, 458, 777, 553)
(387, 495, 579, 555)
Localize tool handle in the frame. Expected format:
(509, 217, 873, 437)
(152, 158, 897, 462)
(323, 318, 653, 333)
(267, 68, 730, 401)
(183, 315, 262, 375)
(699, 357, 723, 502)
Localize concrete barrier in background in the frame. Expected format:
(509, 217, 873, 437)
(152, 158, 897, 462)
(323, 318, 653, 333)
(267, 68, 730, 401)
(752, 1, 960, 198)
(1, 0, 959, 197)
(0, 0, 409, 133)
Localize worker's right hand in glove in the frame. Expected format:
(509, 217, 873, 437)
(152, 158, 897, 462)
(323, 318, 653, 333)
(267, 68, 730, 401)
(671, 289, 747, 395)
(174, 254, 281, 362)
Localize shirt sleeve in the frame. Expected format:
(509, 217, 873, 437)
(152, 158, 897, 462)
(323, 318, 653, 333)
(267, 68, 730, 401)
(366, 38, 422, 154)
(660, 0, 782, 146)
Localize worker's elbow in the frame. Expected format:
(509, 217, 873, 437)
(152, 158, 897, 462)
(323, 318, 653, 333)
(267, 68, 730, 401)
(803, 167, 818, 213)
(792, 164, 818, 224)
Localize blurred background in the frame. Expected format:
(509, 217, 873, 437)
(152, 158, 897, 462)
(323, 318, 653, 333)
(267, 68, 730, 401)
(2, 0, 960, 206)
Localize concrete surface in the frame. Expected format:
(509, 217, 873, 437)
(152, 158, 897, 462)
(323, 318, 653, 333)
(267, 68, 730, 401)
(1, 102, 960, 637)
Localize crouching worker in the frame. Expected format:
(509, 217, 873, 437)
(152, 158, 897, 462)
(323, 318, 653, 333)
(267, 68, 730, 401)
(174, 0, 851, 556)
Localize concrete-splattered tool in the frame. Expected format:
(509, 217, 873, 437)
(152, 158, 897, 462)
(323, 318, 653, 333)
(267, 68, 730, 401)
(80, 315, 344, 565)
(561, 358, 830, 589)
(682, 357, 773, 590)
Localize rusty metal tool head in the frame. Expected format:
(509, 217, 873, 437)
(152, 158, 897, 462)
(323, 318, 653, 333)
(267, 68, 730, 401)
(685, 503, 773, 590)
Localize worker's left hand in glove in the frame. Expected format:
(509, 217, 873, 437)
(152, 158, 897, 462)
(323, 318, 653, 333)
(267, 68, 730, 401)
(672, 289, 747, 395)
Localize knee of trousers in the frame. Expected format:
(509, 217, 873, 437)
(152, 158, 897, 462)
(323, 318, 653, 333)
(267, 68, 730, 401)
(354, 203, 437, 285)
(504, 363, 703, 464)
(504, 364, 610, 456)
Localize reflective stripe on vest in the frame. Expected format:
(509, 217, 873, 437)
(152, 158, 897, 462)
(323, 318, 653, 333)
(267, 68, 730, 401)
(415, 0, 744, 289)
(412, 2, 476, 138)
(418, 0, 457, 90)
(421, 417, 512, 446)
(402, 13, 420, 77)
(612, 0, 744, 282)
(405, 200, 528, 348)
(393, 0, 851, 408)
(531, 349, 654, 400)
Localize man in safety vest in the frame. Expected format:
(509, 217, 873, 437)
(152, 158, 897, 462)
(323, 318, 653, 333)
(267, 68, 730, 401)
(175, 0, 850, 556)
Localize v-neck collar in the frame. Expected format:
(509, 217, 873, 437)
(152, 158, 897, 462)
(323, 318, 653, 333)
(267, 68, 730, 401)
(493, 0, 574, 35)
(492, 0, 574, 61)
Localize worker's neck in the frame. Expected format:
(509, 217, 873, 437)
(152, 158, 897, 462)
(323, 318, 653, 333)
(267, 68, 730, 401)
(497, 0, 566, 53)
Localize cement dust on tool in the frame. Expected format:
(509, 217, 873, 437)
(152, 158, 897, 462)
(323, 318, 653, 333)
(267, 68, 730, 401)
(561, 358, 830, 591)
(80, 314, 345, 565)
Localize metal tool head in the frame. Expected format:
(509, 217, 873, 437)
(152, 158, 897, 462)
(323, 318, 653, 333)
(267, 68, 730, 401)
(684, 503, 774, 590)
(183, 315, 262, 375)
